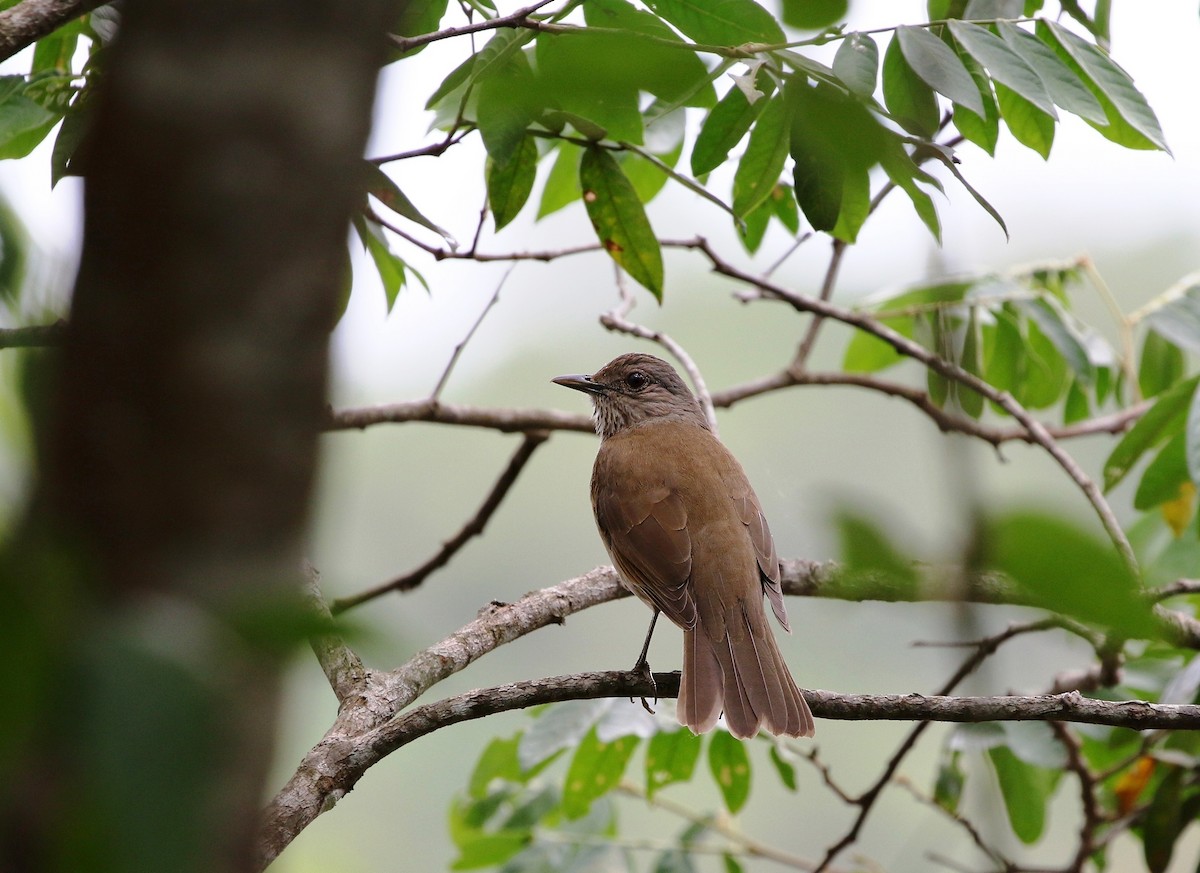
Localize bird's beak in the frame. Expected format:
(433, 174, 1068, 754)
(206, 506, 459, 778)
(552, 373, 606, 395)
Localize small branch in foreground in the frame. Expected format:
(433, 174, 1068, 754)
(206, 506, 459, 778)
(332, 431, 549, 613)
(0, 320, 67, 349)
(430, 265, 512, 401)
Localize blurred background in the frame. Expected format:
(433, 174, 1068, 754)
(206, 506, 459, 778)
(2, 1, 1199, 870)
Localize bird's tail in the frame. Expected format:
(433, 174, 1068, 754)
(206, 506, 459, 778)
(678, 602, 814, 739)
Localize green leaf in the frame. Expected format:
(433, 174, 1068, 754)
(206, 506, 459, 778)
(982, 511, 1155, 638)
(0, 78, 56, 159)
(476, 51, 539, 164)
(1104, 375, 1200, 491)
(1014, 297, 1093, 384)
(1187, 379, 1200, 487)
(933, 750, 965, 813)
(987, 745, 1055, 844)
(584, 0, 717, 109)
(830, 166, 870, 243)
(836, 510, 919, 599)
(787, 80, 889, 236)
(957, 307, 985, 417)
(518, 699, 610, 770)
(645, 0, 786, 46)
(1139, 329, 1185, 400)
(707, 731, 751, 813)
(535, 32, 643, 143)
(562, 728, 640, 819)
(770, 183, 800, 233)
(921, 144, 1008, 238)
(833, 32, 879, 97)
(723, 854, 746, 873)
(781, 0, 847, 30)
(996, 81, 1054, 158)
(32, 20, 82, 73)
(1144, 282, 1200, 355)
(580, 146, 664, 298)
(842, 318, 909, 372)
(468, 736, 524, 799)
(1038, 20, 1169, 152)
(354, 216, 407, 312)
(948, 21, 1056, 117)
(653, 848, 698, 873)
(878, 140, 942, 243)
(538, 141, 583, 219)
(1143, 765, 1185, 873)
(692, 76, 774, 176)
(487, 135, 538, 230)
(1134, 432, 1187, 511)
(951, 47, 1000, 154)
(364, 162, 455, 245)
(450, 831, 529, 870)
(883, 33, 939, 137)
(645, 728, 702, 797)
(996, 22, 1105, 124)
(732, 95, 790, 218)
(392, 0, 451, 56)
(50, 92, 90, 186)
(737, 195, 771, 253)
(767, 745, 798, 791)
(1064, 380, 1090, 424)
(896, 25, 985, 116)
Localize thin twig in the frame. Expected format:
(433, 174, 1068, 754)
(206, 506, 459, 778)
(893, 775, 1011, 870)
(370, 128, 472, 165)
(388, 0, 560, 54)
(430, 265, 513, 401)
(616, 780, 834, 872)
(1050, 722, 1102, 873)
(600, 274, 720, 433)
(331, 431, 549, 613)
(812, 618, 1065, 873)
(792, 239, 846, 370)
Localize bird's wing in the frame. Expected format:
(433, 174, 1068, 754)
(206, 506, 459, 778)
(731, 486, 789, 632)
(595, 475, 697, 630)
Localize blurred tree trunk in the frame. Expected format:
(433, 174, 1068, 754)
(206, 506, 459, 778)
(1, 1, 397, 871)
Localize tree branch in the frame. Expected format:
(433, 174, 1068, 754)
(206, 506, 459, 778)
(693, 239, 1137, 574)
(0, 321, 67, 349)
(0, 0, 102, 63)
(331, 431, 550, 613)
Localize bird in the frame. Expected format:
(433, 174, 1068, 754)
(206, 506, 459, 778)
(553, 352, 814, 739)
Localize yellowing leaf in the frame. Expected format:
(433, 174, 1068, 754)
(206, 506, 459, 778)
(1161, 480, 1196, 538)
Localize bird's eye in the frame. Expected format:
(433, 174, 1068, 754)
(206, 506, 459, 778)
(625, 371, 649, 390)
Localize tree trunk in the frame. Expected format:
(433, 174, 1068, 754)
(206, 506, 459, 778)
(1, 1, 397, 870)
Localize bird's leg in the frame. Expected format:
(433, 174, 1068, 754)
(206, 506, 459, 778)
(631, 609, 660, 714)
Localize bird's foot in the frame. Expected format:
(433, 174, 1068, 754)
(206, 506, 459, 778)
(630, 656, 658, 714)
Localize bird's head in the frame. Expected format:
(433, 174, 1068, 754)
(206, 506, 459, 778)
(553, 353, 708, 440)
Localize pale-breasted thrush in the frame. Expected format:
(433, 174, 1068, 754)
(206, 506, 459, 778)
(554, 353, 814, 738)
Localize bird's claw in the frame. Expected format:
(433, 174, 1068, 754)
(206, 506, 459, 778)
(630, 657, 658, 714)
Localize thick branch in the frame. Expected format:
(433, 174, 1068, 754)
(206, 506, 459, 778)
(0, 321, 67, 349)
(0, 0, 102, 62)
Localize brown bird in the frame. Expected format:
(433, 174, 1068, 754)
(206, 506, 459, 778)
(554, 353, 814, 739)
